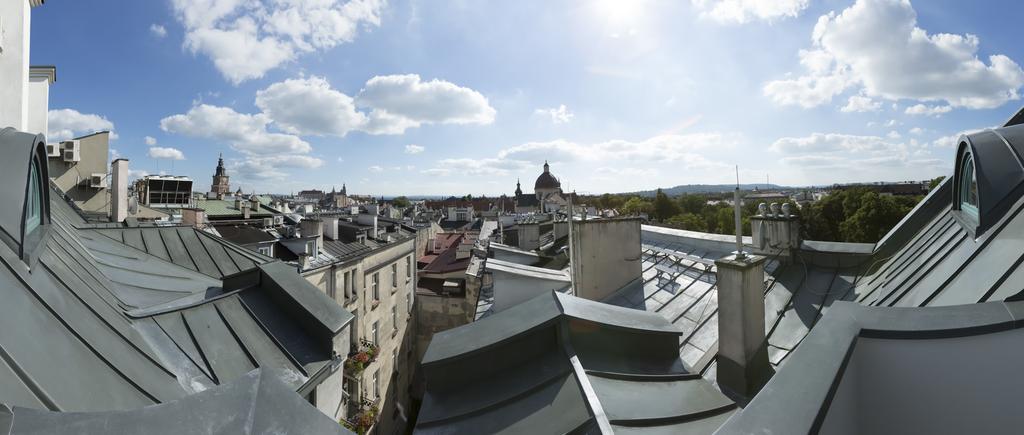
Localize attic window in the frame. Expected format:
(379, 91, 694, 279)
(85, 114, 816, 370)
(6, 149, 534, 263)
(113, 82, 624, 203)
(25, 158, 42, 234)
(959, 152, 979, 218)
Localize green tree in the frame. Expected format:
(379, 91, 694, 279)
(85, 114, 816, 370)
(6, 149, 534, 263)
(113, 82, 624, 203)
(928, 176, 946, 190)
(666, 213, 707, 231)
(839, 193, 907, 242)
(677, 194, 706, 215)
(622, 196, 652, 216)
(392, 196, 410, 208)
(652, 189, 680, 221)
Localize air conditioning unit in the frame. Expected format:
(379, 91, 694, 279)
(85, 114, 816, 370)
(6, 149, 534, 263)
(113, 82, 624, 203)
(88, 173, 106, 188)
(61, 140, 81, 163)
(263, 217, 274, 228)
(45, 143, 60, 158)
(273, 215, 284, 225)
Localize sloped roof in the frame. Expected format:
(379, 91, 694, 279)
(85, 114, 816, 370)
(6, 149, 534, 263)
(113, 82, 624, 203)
(720, 300, 1024, 434)
(3, 368, 348, 435)
(0, 131, 351, 433)
(418, 291, 736, 434)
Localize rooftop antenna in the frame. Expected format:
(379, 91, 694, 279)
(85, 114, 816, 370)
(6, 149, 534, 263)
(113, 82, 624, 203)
(734, 165, 745, 260)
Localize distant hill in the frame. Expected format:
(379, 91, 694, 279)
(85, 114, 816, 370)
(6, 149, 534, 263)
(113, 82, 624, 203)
(622, 184, 793, 197)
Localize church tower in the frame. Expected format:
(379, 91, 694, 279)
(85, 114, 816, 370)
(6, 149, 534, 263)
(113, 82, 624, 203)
(210, 153, 231, 199)
(515, 178, 523, 197)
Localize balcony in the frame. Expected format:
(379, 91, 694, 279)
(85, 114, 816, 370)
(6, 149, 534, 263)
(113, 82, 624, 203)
(344, 339, 379, 376)
(342, 397, 380, 435)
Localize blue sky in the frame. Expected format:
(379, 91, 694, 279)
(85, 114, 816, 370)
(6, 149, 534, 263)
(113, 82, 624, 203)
(30, 0, 1024, 195)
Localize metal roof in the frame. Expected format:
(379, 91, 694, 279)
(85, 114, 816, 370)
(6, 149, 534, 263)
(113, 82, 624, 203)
(4, 368, 349, 435)
(719, 300, 1024, 434)
(418, 291, 736, 434)
(0, 132, 352, 433)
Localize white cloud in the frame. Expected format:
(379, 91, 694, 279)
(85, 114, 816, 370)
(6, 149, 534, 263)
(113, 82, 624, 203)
(692, 0, 809, 24)
(233, 155, 324, 180)
(404, 144, 425, 154)
(841, 95, 881, 112)
(150, 24, 168, 38)
(356, 74, 496, 131)
(904, 103, 952, 116)
(909, 127, 924, 135)
(367, 165, 383, 173)
(424, 158, 532, 177)
(255, 76, 367, 136)
(886, 130, 901, 139)
(424, 133, 734, 178)
(160, 104, 310, 155)
(148, 147, 186, 160)
(171, 0, 385, 84)
(144, 136, 157, 146)
(534, 104, 574, 124)
(47, 109, 116, 141)
(764, 0, 1024, 110)
(773, 131, 950, 181)
(770, 133, 895, 155)
(497, 133, 736, 166)
(253, 74, 494, 136)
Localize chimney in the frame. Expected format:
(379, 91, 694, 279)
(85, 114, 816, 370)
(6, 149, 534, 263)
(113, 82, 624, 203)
(110, 159, 129, 223)
(250, 197, 260, 213)
(750, 202, 801, 261)
(241, 201, 251, 219)
(300, 218, 323, 250)
(714, 253, 771, 398)
(181, 208, 206, 228)
(322, 216, 339, 241)
(569, 218, 643, 301)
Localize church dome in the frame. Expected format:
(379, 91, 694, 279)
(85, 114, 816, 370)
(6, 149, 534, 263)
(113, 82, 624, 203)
(534, 161, 561, 190)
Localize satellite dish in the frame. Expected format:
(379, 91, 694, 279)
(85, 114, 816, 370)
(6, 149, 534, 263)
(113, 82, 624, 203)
(128, 196, 139, 215)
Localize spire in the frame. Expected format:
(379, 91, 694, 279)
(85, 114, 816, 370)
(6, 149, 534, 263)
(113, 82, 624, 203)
(543, 160, 549, 173)
(515, 178, 523, 196)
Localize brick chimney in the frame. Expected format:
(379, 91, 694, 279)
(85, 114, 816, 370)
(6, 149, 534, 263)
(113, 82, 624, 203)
(110, 159, 129, 223)
(714, 253, 772, 399)
(181, 208, 206, 228)
(241, 201, 251, 220)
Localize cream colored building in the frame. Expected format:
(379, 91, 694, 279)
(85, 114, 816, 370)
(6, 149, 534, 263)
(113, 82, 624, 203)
(302, 223, 418, 434)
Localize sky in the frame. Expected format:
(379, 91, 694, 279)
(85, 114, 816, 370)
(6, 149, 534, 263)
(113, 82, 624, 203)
(29, 0, 1024, 196)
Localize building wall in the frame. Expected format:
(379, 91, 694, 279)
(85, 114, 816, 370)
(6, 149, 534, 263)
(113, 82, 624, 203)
(572, 218, 643, 302)
(26, 74, 48, 136)
(47, 132, 110, 213)
(413, 291, 473, 365)
(0, 0, 31, 130)
(304, 237, 417, 432)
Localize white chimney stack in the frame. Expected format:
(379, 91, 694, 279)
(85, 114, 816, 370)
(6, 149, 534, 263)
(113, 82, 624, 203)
(110, 158, 129, 223)
(714, 252, 771, 398)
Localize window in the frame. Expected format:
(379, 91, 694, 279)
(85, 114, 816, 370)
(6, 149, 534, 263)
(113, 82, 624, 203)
(406, 256, 412, 280)
(327, 269, 336, 300)
(407, 291, 413, 313)
(372, 370, 380, 398)
(391, 263, 398, 290)
(391, 305, 398, 334)
(343, 271, 352, 300)
(257, 246, 271, 256)
(372, 273, 380, 301)
(392, 348, 398, 374)
(959, 152, 979, 217)
(25, 159, 42, 235)
(371, 321, 379, 345)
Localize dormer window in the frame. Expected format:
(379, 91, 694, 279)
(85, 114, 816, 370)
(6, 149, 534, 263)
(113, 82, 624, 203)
(25, 158, 43, 234)
(959, 152, 979, 219)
